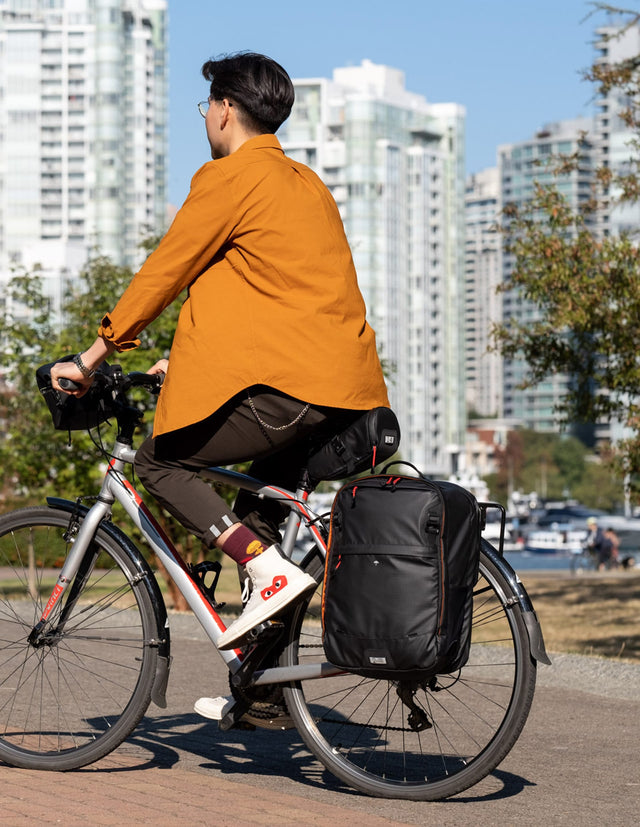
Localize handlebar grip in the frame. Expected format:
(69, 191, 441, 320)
(58, 377, 82, 392)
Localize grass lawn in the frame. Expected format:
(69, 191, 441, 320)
(520, 569, 640, 662)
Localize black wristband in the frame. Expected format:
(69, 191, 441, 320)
(73, 353, 95, 378)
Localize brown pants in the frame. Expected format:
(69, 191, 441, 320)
(135, 386, 359, 547)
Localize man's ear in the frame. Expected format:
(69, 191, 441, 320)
(219, 98, 233, 129)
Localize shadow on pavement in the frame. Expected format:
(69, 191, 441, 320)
(75, 711, 534, 803)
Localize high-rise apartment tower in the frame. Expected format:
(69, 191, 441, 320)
(464, 167, 501, 419)
(497, 117, 596, 431)
(279, 60, 466, 475)
(594, 21, 640, 239)
(0, 0, 167, 307)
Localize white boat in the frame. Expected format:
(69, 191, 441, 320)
(524, 524, 587, 555)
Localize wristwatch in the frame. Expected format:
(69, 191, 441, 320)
(73, 352, 95, 379)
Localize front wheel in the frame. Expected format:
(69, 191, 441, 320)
(0, 506, 160, 770)
(282, 543, 537, 800)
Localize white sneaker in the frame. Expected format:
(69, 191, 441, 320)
(217, 545, 316, 650)
(194, 695, 233, 720)
(194, 694, 295, 730)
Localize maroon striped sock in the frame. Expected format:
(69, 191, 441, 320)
(220, 525, 267, 566)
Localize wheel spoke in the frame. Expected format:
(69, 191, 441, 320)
(0, 508, 157, 768)
(283, 545, 537, 800)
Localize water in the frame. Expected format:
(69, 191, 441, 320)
(501, 548, 639, 572)
(502, 550, 583, 572)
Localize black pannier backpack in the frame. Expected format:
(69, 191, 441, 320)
(322, 462, 482, 680)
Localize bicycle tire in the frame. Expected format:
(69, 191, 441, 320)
(282, 541, 537, 800)
(0, 506, 160, 770)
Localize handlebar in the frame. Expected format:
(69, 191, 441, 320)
(58, 369, 164, 395)
(37, 359, 165, 437)
(59, 377, 82, 391)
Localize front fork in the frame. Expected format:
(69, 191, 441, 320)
(32, 494, 172, 708)
(28, 497, 113, 645)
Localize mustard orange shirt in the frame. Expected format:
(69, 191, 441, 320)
(99, 134, 389, 436)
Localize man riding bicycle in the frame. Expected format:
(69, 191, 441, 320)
(51, 52, 389, 655)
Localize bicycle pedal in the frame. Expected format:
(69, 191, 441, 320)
(245, 619, 284, 644)
(195, 695, 255, 732)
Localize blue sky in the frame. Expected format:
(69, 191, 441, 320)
(166, 0, 616, 206)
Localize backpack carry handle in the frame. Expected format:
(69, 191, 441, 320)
(380, 460, 428, 480)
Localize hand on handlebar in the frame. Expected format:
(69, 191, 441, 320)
(147, 358, 169, 376)
(50, 361, 93, 397)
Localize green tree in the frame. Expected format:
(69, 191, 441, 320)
(485, 430, 525, 504)
(572, 452, 627, 512)
(484, 429, 625, 510)
(0, 267, 67, 502)
(0, 256, 177, 503)
(552, 436, 587, 494)
(492, 4, 640, 493)
(0, 256, 204, 608)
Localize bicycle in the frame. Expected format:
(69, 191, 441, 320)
(0, 366, 550, 800)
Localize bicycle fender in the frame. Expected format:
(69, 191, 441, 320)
(481, 540, 552, 666)
(46, 496, 172, 706)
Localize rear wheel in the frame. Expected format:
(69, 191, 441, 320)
(0, 507, 159, 770)
(282, 544, 537, 800)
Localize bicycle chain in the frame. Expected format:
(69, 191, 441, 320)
(319, 716, 411, 733)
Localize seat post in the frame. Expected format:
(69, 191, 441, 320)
(297, 467, 314, 494)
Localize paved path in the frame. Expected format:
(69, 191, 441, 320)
(1, 614, 639, 826)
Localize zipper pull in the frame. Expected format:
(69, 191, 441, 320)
(383, 476, 401, 491)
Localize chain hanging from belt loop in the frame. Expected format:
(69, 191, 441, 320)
(246, 392, 310, 432)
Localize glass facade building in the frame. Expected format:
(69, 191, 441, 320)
(280, 61, 466, 475)
(497, 118, 596, 431)
(464, 167, 501, 419)
(594, 22, 640, 239)
(0, 0, 167, 308)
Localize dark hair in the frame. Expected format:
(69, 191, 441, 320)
(201, 52, 294, 134)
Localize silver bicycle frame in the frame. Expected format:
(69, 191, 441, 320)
(38, 436, 342, 683)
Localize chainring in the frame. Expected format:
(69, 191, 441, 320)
(229, 676, 295, 730)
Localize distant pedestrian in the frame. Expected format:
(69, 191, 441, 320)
(604, 527, 620, 569)
(585, 517, 612, 571)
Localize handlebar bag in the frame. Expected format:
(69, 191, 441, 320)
(306, 406, 400, 485)
(36, 357, 116, 431)
(322, 463, 481, 680)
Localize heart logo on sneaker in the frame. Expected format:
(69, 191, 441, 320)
(260, 575, 288, 600)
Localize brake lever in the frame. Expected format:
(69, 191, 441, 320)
(151, 372, 165, 394)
